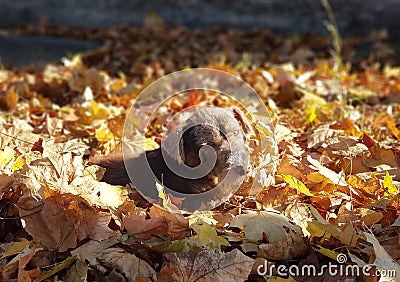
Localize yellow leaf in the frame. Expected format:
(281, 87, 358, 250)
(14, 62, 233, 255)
(307, 221, 326, 237)
(307, 172, 326, 183)
(91, 99, 98, 113)
(62, 53, 82, 68)
(0, 146, 14, 167)
(383, 172, 398, 196)
(143, 138, 159, 151)
(305, 104, 317, 125)
(11, 156, 25, 171)
(95, 124, 114, 142)
(280, 174, 314, 196)
(156, 182, 169, 208)
(34, 256, 77, 282)
(314, 245, 342, 261)
(191, 223, 229, 249)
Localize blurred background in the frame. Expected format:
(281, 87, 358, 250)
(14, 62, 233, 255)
(0, 0, 399, 70)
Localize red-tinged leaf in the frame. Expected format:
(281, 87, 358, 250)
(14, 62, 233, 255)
(122, 209, 169, 239)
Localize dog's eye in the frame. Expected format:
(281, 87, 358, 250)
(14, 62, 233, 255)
(233, 130, 239, 136)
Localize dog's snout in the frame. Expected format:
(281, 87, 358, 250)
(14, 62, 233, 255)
(227, 150, 251, 176)
(233, 165, 247, 175)
(233, 162, 252, 175)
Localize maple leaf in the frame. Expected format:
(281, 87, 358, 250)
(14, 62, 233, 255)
(71, 240, 155, 280)
(17, 193, 115, 252)
(159, 249, 253, 282)
(97, 248, 157, 281)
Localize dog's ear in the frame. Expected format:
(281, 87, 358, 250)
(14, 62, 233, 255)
(229, 106, 254, 136)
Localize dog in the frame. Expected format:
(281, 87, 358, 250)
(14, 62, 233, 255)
(91, 107, 252, 196)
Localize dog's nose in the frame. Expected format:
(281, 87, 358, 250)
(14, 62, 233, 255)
(233, 165, 248, 176)
(246, 164, 252, 174)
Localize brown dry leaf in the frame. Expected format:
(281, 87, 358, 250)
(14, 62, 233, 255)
(17, 195, 77, 251)
(307, 123, 336, 149)
(0, 86, 19, 111)
(123, 209, 169, 239)
(69, 67, 105, 94)
(159, 249, 253, 282)
(64, 260, 89, 282)
(71, 239, 118, 262)
(330, 118, 361, 137)
(43, 114, 64, 136)
(364, 146, 399, 171)
(347, 174, 381, 197)
(17, 193, 114, 252)
(0, 174, 14, 200)
(149, 205, 189, 239)
(307, 155, 361, 197)
(386, 115, 400, 140)
(2, 245, 39, 280)
(276, 153, 308, 181)
(18, 157, 59, 198)
(229, 210, 302, 243)
(360, 208, 383, 226)
(380, 236, 400, 260)
(257, 228, 308, 260)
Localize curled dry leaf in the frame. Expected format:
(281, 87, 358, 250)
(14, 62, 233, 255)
(229, 210, 303, 244)
(257, 228, 308, 261)
(97, 248, 157, 281)
(123, 209, 169, 239)
(364, 232, 400, 282)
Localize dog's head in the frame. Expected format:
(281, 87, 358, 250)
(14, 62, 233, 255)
(162, 106, 251, 190)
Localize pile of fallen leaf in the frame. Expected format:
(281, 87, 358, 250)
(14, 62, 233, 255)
(0, 21, 400, 281)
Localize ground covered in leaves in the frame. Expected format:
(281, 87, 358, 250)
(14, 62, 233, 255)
(1, 19, 400, 281)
